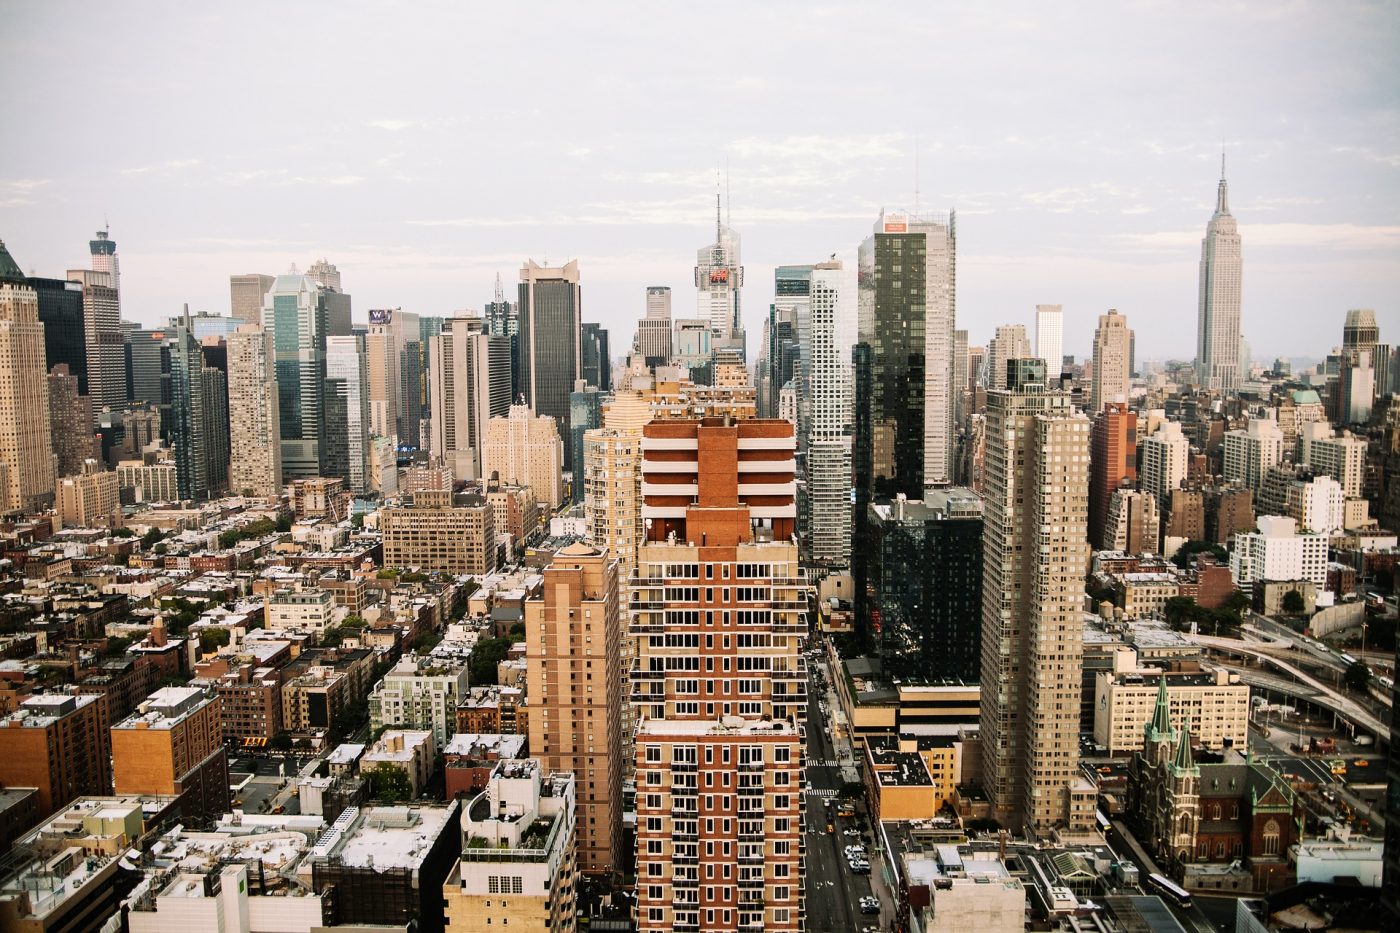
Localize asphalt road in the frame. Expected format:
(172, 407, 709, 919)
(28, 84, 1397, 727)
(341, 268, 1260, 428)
(803, 657, 880, 933)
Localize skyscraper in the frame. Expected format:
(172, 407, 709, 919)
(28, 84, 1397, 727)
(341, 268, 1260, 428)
(29, 276, 87, 394)
(482, 403, 564, 512)
(228, 323, 282, 497)
(67, 267, 124, 414)
(805, 260, 856, 565)
(569, 383, 604, 504)
(1089, 309, 1132, 415)
(428, 316, 511, 481)
(637, 286, 673, 368)
(979, 359, 1093, 836)
(518, 260, 581, 465)
(201, 364, 229, 494)
(631, 417, 803, 933)
(325, 335, 371, 494)
(580, 322, 611, 391)
(696, 195, 745, 357)
(0, 241, 56, 513)
(1196, 159, 1243, 391)
(48, 365, 93, 478)
(525, 542, 623, 875)
(167, 307, 210, 501)
(1139, 421, 1190, 511)
(229, 273, 275, 325)
(986, 324, 1032, 391)
(1035, 304, 1064, 383)
(263, 273, 351, 479)
(365, 307, 421, 450)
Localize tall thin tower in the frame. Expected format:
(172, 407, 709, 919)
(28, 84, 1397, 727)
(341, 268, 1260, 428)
(695, 191, 745, 358)
(1196, 154, 1242, 391)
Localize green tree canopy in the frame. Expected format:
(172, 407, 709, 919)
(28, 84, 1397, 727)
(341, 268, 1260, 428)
(1344, 660, 1372, 692)
(365, 762, 413, 802)
(470, 636, 514, 685)
(1281, 590, 1307, 615)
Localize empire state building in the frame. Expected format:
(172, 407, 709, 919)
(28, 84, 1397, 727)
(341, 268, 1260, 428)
(1196, 158, 1243, 391)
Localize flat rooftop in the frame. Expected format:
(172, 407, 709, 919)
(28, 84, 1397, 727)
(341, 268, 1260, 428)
(309, 804, 457, 872)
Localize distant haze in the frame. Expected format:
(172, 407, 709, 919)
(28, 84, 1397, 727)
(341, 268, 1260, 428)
(1, 1, 1397, 360)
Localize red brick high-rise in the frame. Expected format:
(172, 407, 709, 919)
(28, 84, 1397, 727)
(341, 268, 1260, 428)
(1089, 402, 1138, 549)
(632, 417, 805, 933)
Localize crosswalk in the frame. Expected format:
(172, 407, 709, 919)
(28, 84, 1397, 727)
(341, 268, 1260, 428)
(804, 787, 838, 798)
(804, 758, 840, 767)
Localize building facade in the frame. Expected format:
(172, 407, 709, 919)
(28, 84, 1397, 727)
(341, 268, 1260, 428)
(1089, 309, 1132, 415)
(227, 323, 283, 496)
(482, 403, 564, 512)
(1196, 164, 1243, 391)
(381, 489, 497, 575)
(0, 241, 56, 513)
(518, 260, 581, 467)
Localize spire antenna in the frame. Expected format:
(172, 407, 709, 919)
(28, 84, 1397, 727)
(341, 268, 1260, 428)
(725, 158, 731, 228)
(494, 271, 504, 305)
(914, 134, 921, 214)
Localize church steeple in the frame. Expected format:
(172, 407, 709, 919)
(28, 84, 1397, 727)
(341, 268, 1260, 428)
(1173, 719, 1196, 772)
(1147, 674, 1174, 741)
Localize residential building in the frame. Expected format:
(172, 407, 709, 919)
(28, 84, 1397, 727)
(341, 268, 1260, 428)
(381, 489, 497, 575)
(429, 315, 512, 481)
(165, 308, 211, 500)
(583, 390, 650, 583)
(369, 657, 470, 745)
(227, 322, 282, 496)
(868, 489, 984, 684)
(979, 360, 1094, 837)
(0, 241, 56, 512)
(482, 403, 565, 512)
(1035, 303, 1064, 382)
(1140, 421, 1190, 511)
(0, 692, 112, 817)
(1281, 473, 1345, 535)
(264, 587, 336, 635)
(1089, 403, 1138, 549)
(518, 260, 581, 467)
(212, 663, 283, 744)
(1230, 515, 1328, 590)
(229, 272, 274, 325)
(525, 541, 623, 875)
(1301, 425, 1367, 498)
(1103, 488, 1160, 555)
(1196, 162, 1243, 392)
(48, 366, 92, 480)
(445, 761, 577, 933)
(1089, 309, 1132, 415)
(361, 729, 437, 797)
(631, 417, 804, 933)
(199, 362, 229, 494)
(110, 686, 229, 825)
(116, 454, 178, 502)
(805, 260, 856, 566)
(56, 461, 119, 528)
(443, 733, 528, 799)
(486, 482, 540, 555)
(1093, 653, 1249, 755)
(1223, 418, 1285, 493)
(986, 325, 1031, 392)
(1205, 483, 1255, 545)
(1165, 487, 1206, 542)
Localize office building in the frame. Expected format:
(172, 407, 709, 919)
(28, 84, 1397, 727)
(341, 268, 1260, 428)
(366, 307, 420, 446)
(1302, 426, 1367, 498)
(1139, 421, 1190, 512)
(229, 272, 275, 325)
(0, 692, 112, 817)
(518, 260, 581, 465)
(1089, 309, 1132, 415)
(1102, 487, 1160, 555)
(1089, 403, 1138, 549)
(117, 453, 179, 502)
(637, 286, 673, 367)
(429, 315, 512, 481)
(525, 542, 623, 875)
(1223, 417, 1285, 494)
(381, 489, 497, 575)
(569, 384, 605, 504)
(57, 461, 119, 528)
(580, 322, 611, 391)
(368, 657, 470, 746)
(869, 489, 984, 683)
(111, 686, 229, 825)
(804, 262, 856, 564)
(263, 272, 351, 479)
(1035, 304, 1064, 382)
(1196, 161, 1243, 391)
(631, 417, 804, 933)
(125, 327, 169, 411)
(48, 365, 93, 478)
(227, 323, 282, 497)
(482, 403, 564, 512)
(165, 308, 210, 500)
(979, 361, 1094, 837)
(672, 317, 713, 375)
(0, 244, 57, 513)
(986, 325, 1032, 392)
(29, 276, 87, 393)
(696, 195, 746, 355)
(67, 268, 125, 415)
(325, 334, 371, 494)
(444, 761, 577, 933)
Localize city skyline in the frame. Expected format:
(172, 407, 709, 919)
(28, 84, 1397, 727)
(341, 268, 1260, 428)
(1, 2, 1396, 361)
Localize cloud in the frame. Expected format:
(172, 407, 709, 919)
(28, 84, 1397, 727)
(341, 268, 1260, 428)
(120, 159, 201, 176)
(726, 134, 907, 163)
(0, 178, 49, 206)
(407, 196, 876, 229)
(368, 119, 418, 132)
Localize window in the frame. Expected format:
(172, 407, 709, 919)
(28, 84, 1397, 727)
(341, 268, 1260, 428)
(1262, 819, 1281, 855)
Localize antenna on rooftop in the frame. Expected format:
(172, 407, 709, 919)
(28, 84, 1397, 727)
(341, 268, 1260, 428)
(725, 158, 731, 228)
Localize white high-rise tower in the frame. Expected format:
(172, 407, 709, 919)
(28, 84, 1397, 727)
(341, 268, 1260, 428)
(1196, 156, 1242, 391)
(1035, 304, 1063, 383)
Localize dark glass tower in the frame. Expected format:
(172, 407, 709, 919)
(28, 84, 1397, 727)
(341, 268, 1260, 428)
(167, 309, 209, 500)
(580, 323, 610, 391)
(518, 260, 580, 468)
(28, 277, 87, 392)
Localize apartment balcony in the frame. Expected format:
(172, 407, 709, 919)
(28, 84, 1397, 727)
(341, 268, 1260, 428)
(642, 482, 700, 497)
(737, 481, 797, 496)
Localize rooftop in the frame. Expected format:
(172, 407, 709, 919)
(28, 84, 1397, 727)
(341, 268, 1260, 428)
(636, 715, 798, 737)
(309, 803, 457, 871)
(114, 686, 212, 729)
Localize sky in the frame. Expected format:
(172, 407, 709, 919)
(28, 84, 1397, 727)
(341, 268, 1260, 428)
(1, 1, 1397, 364)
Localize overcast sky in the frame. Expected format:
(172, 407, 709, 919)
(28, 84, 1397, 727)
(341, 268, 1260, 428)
(2, 1, 1397, 363)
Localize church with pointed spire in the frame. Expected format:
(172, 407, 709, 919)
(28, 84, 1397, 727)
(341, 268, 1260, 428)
(1128, 676, 1302, 894)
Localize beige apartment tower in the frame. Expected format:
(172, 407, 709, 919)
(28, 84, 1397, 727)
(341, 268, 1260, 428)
(227, 323, 283, 497)
(525, 542, 623, 876)
(979, 361, 1093, 837)
(1089, 309, 1132, 415)
(0, 241, 56, 513)
(482, 403, 564, 512)
(229, 273, 275, 325)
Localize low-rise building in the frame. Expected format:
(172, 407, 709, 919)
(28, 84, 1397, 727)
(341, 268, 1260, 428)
(111, 686, 229, 826)
(381, 489, 496, 575)
(0, 692, 112, 817)
(444, 760, 576, 933)
(264, 587, 336, 635)
(443, 733, 528, 800)
(361, 730, 436, 798)
(1094, 652, 1249, 755)
(368, 656, 470, 745)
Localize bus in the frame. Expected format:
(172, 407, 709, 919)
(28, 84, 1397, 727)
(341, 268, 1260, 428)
(1147, 873, 1193, 909)
(1095, 809, 1112, 835)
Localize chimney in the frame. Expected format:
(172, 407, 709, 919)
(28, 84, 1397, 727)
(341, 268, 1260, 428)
(150, 616, 168, 647)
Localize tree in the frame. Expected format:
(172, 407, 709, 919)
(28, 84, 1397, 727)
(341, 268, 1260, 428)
(112, 527, 135, 538)
(412, 630, 444, 654)
(1222, 589, 1251, 619)
(1281, 590, 1307, 615)
(321, 626, 345, 647)
(103, 635, 132, 657)
(1171, 540, 1229, 570)
(268, 732, 293, 752)
(470, 636, 514, 685)
(1345, 660, 1372, 693)
(199, 627, 231, 654)
(508, 622, 526, 640)
(365, 762, 413, 802)
(140, 528, 164, 550)
(350, 513, 365, 529)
